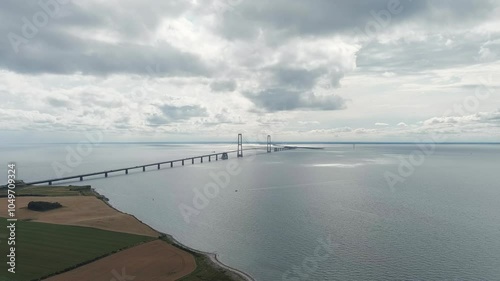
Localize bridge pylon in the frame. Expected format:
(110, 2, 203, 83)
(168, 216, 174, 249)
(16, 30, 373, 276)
(267, 135, 272, 153)
(237, 133, 243, 157)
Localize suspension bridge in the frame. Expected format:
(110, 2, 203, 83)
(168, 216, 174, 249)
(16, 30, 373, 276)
(19, 134, 296, 186)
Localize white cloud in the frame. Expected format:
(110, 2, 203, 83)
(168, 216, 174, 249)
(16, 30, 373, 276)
(0, 1, 500, 141)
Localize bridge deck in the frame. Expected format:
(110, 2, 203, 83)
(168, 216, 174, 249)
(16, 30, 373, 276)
(20, 147, 282, 186)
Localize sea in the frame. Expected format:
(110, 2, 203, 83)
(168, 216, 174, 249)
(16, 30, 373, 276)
(1, 143, 499, 281)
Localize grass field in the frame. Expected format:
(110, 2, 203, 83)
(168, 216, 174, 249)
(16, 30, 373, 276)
(0, 218, 154, 281)
(0, 185, 95, 197)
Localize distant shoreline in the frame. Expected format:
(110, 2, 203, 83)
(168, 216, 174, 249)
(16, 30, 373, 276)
(1, 141, 500, 146)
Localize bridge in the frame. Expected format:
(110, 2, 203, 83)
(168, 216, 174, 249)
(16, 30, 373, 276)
(19, 134, 295, 186)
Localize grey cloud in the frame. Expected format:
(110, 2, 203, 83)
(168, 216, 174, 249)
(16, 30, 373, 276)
(113, 116, 131, 129)
(357, 33, 500, 74)
(210, 79, 237, 92)
(46, 97, 70, 107)
(1, 36, 209, 76)
(198, 108, 244, 126)
(216, 0, 495, 41)
(267, 66, 324, 90)
(217, 0, 426, 40)
(244, 63, 348, 111)
(158, 104, 208, 120)
(79, 92, 124, 108)
(0, 1, 208, 77)
(148, 104, 208, 126)
(147, 115, 170, 127)
(1, 0, 191, 39)
(244, 88, 346, 112)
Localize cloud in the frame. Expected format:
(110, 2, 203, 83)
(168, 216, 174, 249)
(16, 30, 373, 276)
(244, 88, 346, 112)
(422, 110, 500, 127)
(354, 128, 378, 134)
(0, 1, 209, 77)
(147, 104, 208, 126)
(46, 97, 71, 108)
(298, 121, 320, 125)
(1, 0, 499, 141)
(265, 66, 324, 90)
(216, 0, 425, 40)
(210, 79, 237, 92)
(216, 0, 496, 41)
(309, 127, 353, 134)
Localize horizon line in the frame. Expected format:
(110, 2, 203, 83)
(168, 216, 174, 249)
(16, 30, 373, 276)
(2, 141, 500, 145)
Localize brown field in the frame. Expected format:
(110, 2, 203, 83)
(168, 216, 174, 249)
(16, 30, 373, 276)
(0, 196, 158, 237)
(45, 239, 196, 281)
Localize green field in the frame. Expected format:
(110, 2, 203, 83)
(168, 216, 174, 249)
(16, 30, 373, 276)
(0, 218, 154, 281)
(0, 185, 95, 197)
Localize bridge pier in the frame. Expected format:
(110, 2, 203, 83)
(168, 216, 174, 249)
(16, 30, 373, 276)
(24, 146, 271, 186)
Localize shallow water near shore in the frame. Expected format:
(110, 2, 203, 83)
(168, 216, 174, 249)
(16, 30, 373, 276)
(2, 143, 500, 281)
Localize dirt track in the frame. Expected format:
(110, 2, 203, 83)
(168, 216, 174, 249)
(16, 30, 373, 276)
(44, 239, 196, 281)
(0, 196, 158, 236)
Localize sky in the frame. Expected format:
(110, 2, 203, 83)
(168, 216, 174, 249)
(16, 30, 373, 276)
(1, 0, 500, 143)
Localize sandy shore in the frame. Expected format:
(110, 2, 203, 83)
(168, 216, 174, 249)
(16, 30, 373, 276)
(164, 233, 255, 281)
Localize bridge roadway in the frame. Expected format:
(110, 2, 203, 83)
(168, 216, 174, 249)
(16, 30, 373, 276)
(21, 147, 283, 186)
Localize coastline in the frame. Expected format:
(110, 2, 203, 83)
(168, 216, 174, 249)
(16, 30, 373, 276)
(161, 232, 255, 281)
(0, 184, 254, 281)
(96, 189, 256, 281)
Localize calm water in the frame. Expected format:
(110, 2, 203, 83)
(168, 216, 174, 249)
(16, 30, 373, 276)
(1, 143, 500, 281)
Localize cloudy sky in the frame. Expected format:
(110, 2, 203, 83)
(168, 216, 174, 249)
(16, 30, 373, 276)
(1, 0, 500, 143)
